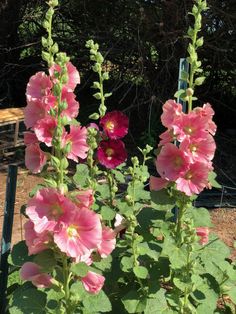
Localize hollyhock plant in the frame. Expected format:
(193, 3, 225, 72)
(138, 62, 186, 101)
(53, 207, 102, 259)
(20, 262, 53, 288)
(97, 226, 116, 258)
(149, 176, 169, 191)
(81, 271, 105, 294)
(26, 188, 77, 234)
(49, 61, 80, 92)
(24, 132, 38, 145)
(156, 143, 190, 181)
(196, 227, 209, 245)
(75, 189, 94, 207)
(179, 134, 216, 163)
(173, 111, 209, 142)
(63, 125, 89, 162)
(24, 220, 51, 255)
(97, 139, 127, 169)
(24, 99, 47, 129)
(161, 99, 183, 129)
(99, 110, 129, 139)
(60, 89, 80, 120)
(25, 143, 47, 173)
(194, 103, 217, 135)
(176, 161, 211, 196)
(26, 71, 52, 103)
(34, 116, 57, 146)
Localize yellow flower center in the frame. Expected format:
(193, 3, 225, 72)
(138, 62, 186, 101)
(174, 156, 183, 168)
(184, 125, 195, 135)
(106, 148, 114, 157)
(67, 225, 79, 238)
(185, 171, 193, 180)
(190, 143, 198, 152)
(50, 204, 63, 219)
(105, 121, 115, 132)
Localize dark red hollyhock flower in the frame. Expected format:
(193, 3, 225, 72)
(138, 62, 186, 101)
(97, 140, 127, 169)
(99, 111, 129, 139)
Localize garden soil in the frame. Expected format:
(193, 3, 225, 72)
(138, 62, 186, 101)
(0, 165, 236, 260)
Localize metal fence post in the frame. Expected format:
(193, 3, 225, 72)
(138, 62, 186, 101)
(0, 165, 18, 313)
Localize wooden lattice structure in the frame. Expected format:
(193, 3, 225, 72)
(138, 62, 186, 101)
(0, 108, 25, 156)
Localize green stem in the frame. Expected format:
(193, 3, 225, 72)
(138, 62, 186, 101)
(188, 30, 197, 113)
(98, 67, 106, 117)
(62, 255, 72, 313)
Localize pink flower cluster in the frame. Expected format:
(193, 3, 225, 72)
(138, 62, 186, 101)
(21, 187, 116, 293)
(150, 100, 217, 196)
(24, 62, 89, 173)
(97, 111, 129, 169)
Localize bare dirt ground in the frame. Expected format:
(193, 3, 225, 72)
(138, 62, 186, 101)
(0, 164, 236, 260)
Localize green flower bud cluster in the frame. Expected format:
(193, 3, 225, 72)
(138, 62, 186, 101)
(86, 39, 111, 118)
(42, 1, 59, 66)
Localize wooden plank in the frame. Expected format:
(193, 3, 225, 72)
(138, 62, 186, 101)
(0, 108, 24, 124)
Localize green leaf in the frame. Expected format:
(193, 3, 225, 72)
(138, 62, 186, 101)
(228, 286, 236, 304)
(33, 250, 56, 272)
(208, 171, 221, 189)
(11, 241, 32, 266)
(73, 164, 89, 188)
(195, 76, 206, 86)
(186, 206, 213, 227)
(70, 262, 89, 277)
(93, 255, 112, 272)
(174, 89, 185, 98)
(112, 169, 126, 183)
(9, 284, 47, 314)
(104, 92, 112, 98)
(93, 92, 102, 100)
(136, 242, 160, 261)
(199, 235, 230, 263)
(96, 183, 110, 199)
(145, 289, 171, 313)
(122, 290, 146, 313)
(83, 290, 112, 313)
(151, 190, 175, 211)
(101, 205, 116, 220)
(161, 237, 187, 269)
(121, 256, 134, 272)
(133, 265, 148, 279)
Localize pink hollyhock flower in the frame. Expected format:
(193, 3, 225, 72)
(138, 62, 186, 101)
(24, 220, 50, 255)
(196, 227, 209, 245)
(54, 207, 102, 259)
(99, 111, 129, 139)
(26, 72, 52, 103)
(75, 189, 94, 207)
(176, 161, 210, 196)
(179, 134, 216, 163)
(34, 116, 57, 146)
(173, 111, 209, 142)
(97, 139, 127, 169)
(114, 213, 127, 235)
(49, 62, 80, 92)
(61, 90, 80, 120)
(24, 132, 38, 145)
(25, 143, 47, 174)
(26, 188, 76, 234)
(63, 125, 89, 162)
(24, 100, 47, 129)
(156, 143, 190, 181)
(149, 176, 169, 191)
(161, 99, 183, 129)
(20, 262, 53, 288)
(194, 103, 217, 135)
(97, 226, 116, 258)
(81, 271, 105, 294)
(159, 129, 177, 146)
